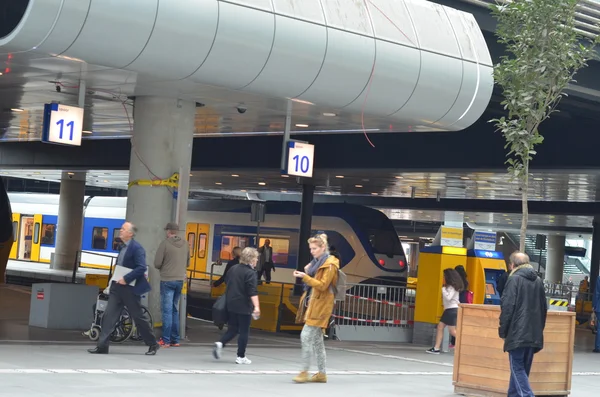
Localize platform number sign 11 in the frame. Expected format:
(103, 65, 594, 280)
(286, 141, 315, 178)
(41, 103, 84, 147)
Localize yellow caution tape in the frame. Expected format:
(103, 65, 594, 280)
(128, 172, 179, 189)
(549, 299, 569, 307)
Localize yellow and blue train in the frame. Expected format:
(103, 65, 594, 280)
(7, 193, 407, 284)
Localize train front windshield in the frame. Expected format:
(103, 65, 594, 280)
(351, 207, 405, 258)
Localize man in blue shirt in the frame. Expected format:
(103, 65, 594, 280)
(593, 276, 600, 353)
(88, 222, 159, 355)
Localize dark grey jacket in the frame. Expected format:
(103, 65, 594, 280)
(499, 266, 548, 353)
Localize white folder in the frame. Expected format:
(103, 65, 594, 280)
(109, 265, 137, 286)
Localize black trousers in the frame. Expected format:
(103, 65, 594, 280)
(258, 263, 273, 283)
(97, 282, 157, 349)
(220, 312, 252, 358)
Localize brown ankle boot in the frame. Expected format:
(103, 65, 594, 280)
(293, 371, 309, 383)
(310, 372, 327, 383)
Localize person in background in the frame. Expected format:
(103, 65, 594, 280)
(88, 222, 159, 356)
(257, 239, 275, 284)
(213, 247, 260, 364)
(214, 247, 241, 287)
(154, 222, 189, 348)
(497, 260, 514, 298)
(426, 268, 464, 354)
(329, 245, 342, 265)
(499, 252, 547, 396)
(579, 276, 590, 300)
(592, 276, 600, 353)
(292, 234, 339, 384)
(449, 265, 470, 348)
(0, 177, 13, 286)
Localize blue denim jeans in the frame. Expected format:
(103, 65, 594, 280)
(595, 312, 600, 350)
(160, 280, 183, 344)
(508, 347, 535, 397)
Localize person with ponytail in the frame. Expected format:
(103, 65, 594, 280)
(292, 234, 339, 384)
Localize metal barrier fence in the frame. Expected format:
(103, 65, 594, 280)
(332, 283, 415, 328)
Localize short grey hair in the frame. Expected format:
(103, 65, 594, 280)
(240, 247, 259, 265)
(509, 251, 529, 267)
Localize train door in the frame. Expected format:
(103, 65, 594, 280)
(17, 215, 34, 260)
(186, 223, 198, 278)
(9, 213, 19, 259)
(195, 224, 210, 279)
(30, 214, 42, 262)
(185, 223, 210, 279)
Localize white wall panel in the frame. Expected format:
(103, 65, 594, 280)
(297, 28, 375, 108)
(448, 65, 494, 130)
(462, 13, 493, 67)
(190, 2, 274, 89)
(226, 0, 274, 12)
(0, 0, 62, 53)
(344, 40, 420, 116)
(243, 15, 326, 98)
(404, 0, 461, 58)
(321, 0, 373, 36)
(366, 0, 418, 47)
(391, 52, 463, 126)
(128, 0, 219, 80)
(35, 0, 91, 56)
(62, 0, 158, 68)
(273, 0, 326, 23)
(444, 8, 477, 63)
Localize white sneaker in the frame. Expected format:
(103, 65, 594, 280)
(213, 342, 222, 359)
(236, 356, 251, 365)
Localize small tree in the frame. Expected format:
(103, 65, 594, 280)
(491, 0, 598, 252)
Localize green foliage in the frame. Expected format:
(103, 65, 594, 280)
(490, 0, 598, 180)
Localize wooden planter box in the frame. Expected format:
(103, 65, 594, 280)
(453, 304, 575, 397)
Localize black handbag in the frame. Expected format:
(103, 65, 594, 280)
(212, 294, 228, 326)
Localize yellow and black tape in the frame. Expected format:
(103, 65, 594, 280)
(549, 299, 569, 307)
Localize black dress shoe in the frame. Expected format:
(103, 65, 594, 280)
(145, 344, 160, 356)
(88, 347, 108, 354)
(593, 349, 600, 353)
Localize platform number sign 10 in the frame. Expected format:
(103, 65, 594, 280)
(41, 103, 84, 147)
(286, 141, 315, 178)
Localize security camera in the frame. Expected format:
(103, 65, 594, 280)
(68, 174, 73, 179)
(236, 105, 247, 114)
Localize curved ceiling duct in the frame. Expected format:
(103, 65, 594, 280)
(0, 0, 493, 131)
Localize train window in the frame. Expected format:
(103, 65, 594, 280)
(112, 229, 121, 250)
(220, 235, 251, 260)
(12, 221, 17, 241)
(258, 238, 290, 266)
(92, 227, 108, 250)
(187, 233, 195, 258)
(41, 224, 56, 245)
(198, 233, 207, 258)
(33, 222, 40, 244)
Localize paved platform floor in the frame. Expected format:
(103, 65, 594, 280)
(1, 285, 599, 396)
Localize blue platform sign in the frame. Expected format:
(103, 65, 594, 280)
(41, 103, 84, 146)
(473, 231, 497, 251)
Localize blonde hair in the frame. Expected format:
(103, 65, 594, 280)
(240, 247, 259, 264)
(308, 233, 329, 251)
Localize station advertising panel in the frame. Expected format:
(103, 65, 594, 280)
(285, 140, 315, 178)
(41, 103, 84, 146)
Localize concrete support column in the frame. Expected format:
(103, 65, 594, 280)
(52, 172, 86, 270)
(545, 235, 566, 283)
(126, 96, 195, 326)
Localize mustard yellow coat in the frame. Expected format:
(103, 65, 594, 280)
(295, 255, 339, 329)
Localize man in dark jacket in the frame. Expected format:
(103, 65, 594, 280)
(0, 177, 13, 285)
(213, 246, 241, 287)
(499, 252, 547, 396)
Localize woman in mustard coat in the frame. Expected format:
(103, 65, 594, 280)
(292, 234, 339, 384)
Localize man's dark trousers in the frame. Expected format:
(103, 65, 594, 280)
(508, 346, 535, 397)
(97, 282, 156, 349)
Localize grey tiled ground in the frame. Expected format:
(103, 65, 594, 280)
(1, 285, 598, 396)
